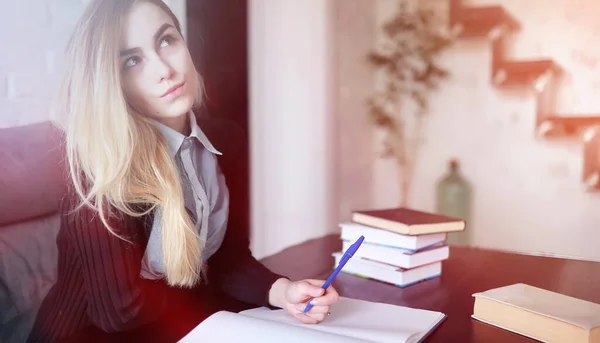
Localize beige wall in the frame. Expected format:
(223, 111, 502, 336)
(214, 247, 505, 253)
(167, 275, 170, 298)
(249, 0, 339, 258)
(334, 0, 378, 235)
(371, 0, 600, 261)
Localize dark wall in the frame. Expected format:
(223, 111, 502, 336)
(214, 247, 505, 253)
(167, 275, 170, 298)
(186, 0, 250, 237)
(186, 0, 249, 133)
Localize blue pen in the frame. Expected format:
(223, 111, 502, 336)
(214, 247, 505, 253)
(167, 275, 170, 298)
(303, 235, 365, 313)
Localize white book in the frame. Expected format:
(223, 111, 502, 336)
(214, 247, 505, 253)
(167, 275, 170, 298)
(179, 296, 446, 343)
(472, 283, 600, 343)
(332, 252, 442, 287)
(343, 240, 449, 269)
(340, 222, 447, 252)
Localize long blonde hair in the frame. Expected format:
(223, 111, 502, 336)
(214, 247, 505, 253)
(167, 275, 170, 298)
(57, 0, 204, 287)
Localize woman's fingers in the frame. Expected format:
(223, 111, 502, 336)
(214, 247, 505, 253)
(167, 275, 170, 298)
(292, 303, 331, 324)
(305, 305, 331, 315)
(309, 285, 340, 306)
(306, 312, 325, 322)
(295, 312, 325, 324)
(294, 312, 318, 324)
(296, 303, 331, 314)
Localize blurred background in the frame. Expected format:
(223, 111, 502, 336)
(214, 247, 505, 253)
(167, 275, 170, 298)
(3, 0, 600, 264)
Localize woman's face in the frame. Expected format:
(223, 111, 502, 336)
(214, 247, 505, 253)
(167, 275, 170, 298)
(119, 2, 198, 122)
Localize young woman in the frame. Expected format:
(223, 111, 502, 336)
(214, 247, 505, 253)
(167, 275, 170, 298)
(27, 0, 339, 342)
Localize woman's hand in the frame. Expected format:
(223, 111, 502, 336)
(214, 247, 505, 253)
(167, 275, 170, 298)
(268, 278, 340, 324)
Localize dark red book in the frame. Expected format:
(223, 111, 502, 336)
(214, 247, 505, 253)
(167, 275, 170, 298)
(351, 207, 465, 235)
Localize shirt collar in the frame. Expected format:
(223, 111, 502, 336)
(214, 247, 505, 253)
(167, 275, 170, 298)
(151, 111, 222, 157)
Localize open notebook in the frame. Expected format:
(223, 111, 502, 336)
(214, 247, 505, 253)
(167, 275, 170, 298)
(179, 296, 446, 343)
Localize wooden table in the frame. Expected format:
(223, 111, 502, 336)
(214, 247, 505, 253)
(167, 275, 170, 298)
(260, 234, 600, 342)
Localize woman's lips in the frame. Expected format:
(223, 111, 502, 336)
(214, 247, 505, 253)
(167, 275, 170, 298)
(161, 82, 185, 98)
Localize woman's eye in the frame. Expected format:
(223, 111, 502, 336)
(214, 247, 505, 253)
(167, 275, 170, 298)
(160, 35, 175, 49)
(123, 56, 140, 69)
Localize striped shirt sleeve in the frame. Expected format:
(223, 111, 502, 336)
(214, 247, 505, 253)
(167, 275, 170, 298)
(62, 190, 167, 332)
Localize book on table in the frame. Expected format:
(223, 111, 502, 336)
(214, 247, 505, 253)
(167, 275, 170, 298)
(351, 207, 465, 235)
(332, 252, 442, 288)
(335, 210, 453, 287)
(179, 296, 446, 343)
(340, 222, 447, 252)
(472, 283, 600, 343)
(342, 239, 449, 269)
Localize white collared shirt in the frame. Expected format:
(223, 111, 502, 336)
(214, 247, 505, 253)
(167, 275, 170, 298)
(141, 111, 230, 279)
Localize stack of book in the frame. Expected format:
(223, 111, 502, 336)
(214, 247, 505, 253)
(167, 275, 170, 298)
(333, 207, 466, 288)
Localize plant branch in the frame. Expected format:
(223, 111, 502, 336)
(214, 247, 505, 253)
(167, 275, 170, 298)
(366, 0, 455, 205)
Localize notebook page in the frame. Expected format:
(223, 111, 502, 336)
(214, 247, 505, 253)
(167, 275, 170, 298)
(239, 296, 446, 343)
(178, 310, 370, 343)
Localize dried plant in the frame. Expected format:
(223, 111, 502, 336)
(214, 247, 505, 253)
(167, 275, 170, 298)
(366, 0, 455, 206)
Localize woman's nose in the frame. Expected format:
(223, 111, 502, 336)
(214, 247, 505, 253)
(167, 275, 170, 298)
(154, 56, 174, 82)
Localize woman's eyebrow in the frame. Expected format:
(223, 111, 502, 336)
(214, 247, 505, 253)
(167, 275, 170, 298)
(120, 47, 140, 57)
(153, 23, 175, 41)
(119, 23, 175, 57)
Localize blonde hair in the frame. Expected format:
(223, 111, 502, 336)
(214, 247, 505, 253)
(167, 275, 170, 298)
(57, 0, 205, 287)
